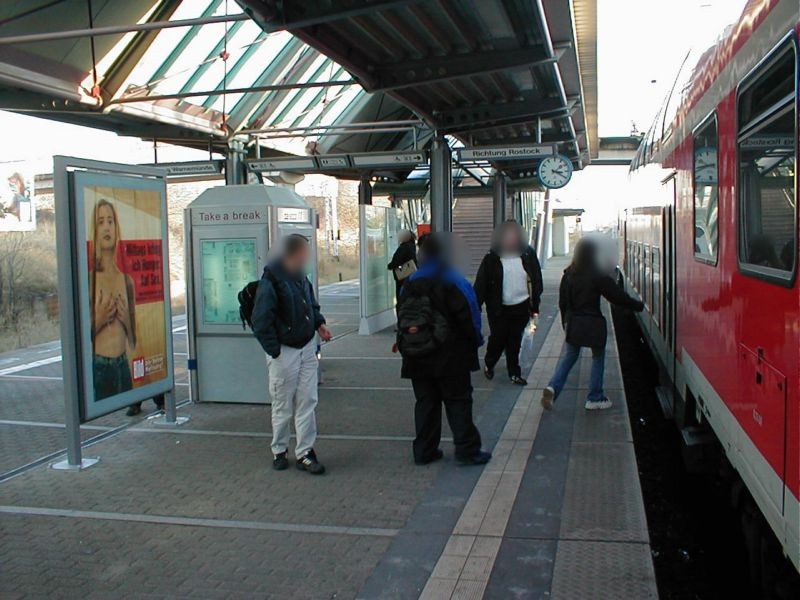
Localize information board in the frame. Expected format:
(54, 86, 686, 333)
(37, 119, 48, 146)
(201, 239, 258, 325)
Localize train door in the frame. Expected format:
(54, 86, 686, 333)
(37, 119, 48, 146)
(662, 175, 677, 381)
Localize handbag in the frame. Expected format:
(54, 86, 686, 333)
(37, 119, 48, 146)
(394, 259, 417, 281)
(565, 312, 607, 348)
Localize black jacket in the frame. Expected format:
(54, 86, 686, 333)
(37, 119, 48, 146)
(558, 269, 644, 327)
(252, 262, 325, 358)
(399, 277, 481, 380)
(387, 240, 417, 281)
(474, 246, 543, 317)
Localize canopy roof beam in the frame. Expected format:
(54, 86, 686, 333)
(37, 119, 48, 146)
(365, 45, 567, 92)
(109, 79, 356, 104)
(434, 95, 579, 132)
(0, 12, 249, 45)
(236, 0, 428, 33)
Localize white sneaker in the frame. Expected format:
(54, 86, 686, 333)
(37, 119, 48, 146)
(541, 386, 555, 411)
(585, 398, 612, 410)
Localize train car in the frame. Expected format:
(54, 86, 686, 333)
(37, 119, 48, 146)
(623, 0, 800, 592)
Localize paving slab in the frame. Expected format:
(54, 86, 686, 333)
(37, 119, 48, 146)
(1, 513, 389, 600)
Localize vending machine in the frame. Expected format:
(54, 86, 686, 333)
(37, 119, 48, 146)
(184, 185, 317, 403)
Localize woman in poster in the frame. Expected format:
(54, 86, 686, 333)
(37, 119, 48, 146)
(90, 198, 137, 401)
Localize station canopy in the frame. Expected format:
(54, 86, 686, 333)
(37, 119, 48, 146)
(0, 0, 597, 183)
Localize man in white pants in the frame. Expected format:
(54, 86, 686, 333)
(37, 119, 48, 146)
(252, 234, 333, 474)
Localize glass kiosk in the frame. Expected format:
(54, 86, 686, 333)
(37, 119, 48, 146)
(185, 185, 317, 403)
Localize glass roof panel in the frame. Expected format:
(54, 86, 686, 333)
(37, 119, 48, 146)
(90, 0, 418, 159)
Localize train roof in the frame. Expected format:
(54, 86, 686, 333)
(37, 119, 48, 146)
(630, 0, 788, 172)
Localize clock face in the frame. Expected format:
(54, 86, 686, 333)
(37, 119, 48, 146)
(694, 147, 717, 185)
(538, 155, 573, 189)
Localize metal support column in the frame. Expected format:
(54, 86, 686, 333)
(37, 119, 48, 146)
(430, 136, 452, 232)
(492, 172, 507, 227)
(225, 140, 247, 185)
(358, 175, 373, 205)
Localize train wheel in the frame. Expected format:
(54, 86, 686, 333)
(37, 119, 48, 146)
(739, 492, 800, 599)
(739, 493, 763, 596)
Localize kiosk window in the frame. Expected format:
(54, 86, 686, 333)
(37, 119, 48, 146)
(693, 116, 719, 262)
(201, 239, 258, 325)
(737, 44, 797, 281)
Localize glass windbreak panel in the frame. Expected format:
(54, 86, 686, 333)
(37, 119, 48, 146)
(694, 117, 719, 261)
(201, 239, 257, 325)
(363, 206, 394, 316)
(738, 47, 796, 279)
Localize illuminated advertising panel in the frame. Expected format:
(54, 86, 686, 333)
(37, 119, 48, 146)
(72, 169, 174, 420)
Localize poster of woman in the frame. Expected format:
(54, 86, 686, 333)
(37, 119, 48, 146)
(0, 165, 35, 232)
(89, 199, 137, 400)
(72, 169, 173, 420)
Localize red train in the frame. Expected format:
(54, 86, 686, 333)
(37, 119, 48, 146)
(623, 0, 799, 589)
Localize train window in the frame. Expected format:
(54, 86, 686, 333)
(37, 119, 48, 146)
(737, 42, 797, 284)
(693, 116, 719, 263)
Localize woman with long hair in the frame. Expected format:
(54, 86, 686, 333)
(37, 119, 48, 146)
(541, 237, 644, 411)
(90, 199, 137, 402)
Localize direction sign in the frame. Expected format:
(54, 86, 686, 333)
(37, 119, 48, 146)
(316, 155, 350, 169)
(350, 151, 427, 168)
(457, 144, 554, 161)
(144, 161, 223, 178)
(246, 157, 317, 172)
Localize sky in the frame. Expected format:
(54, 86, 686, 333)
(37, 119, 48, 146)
(556, 0, 751, 229)
(0, 0, 752, 226)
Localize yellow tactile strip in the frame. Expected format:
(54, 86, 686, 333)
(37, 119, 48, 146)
(418, 320, 563, 599)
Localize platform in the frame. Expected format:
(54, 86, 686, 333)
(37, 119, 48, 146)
(0, 260, 657, 599)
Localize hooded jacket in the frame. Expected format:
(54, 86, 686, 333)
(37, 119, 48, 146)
(474, 224, 543, 317)
(251, 260, 325, 358)
(558, 267, 644, 328)
(399, 257, 482, 380)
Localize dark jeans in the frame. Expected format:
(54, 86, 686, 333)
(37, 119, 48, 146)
(93, 353, 132, 401)
(485, 301, 530, 377)
(411, 371, 482, 462)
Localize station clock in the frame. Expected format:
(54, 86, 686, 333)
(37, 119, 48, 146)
(537, 154, 573, 189)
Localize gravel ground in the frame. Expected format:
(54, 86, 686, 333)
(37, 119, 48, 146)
(612, 305, 751, 600)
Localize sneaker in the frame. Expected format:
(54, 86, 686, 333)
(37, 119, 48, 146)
(541, 386, 555, 411)
(415, 448, 444, 466)
(296, 449, 326, 475)
(126, 403, 142, 417)
(272, 451, 289, 471)
(510, 375, 527, 386)
(456, 450, 492, 466)
(484, 366, 494, 380)
(585, 398, 613, 410)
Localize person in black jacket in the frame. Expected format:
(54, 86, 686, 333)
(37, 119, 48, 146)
(474, 221, 543, 385)
(387, 229, 417, 301)
(398, 233, 491, 466)
(252, 234, 333, 475)
(541, 238, 644, 412)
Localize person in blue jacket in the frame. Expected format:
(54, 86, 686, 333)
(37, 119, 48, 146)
(397, 233, 491, 466)
(252, 234, 333, 475)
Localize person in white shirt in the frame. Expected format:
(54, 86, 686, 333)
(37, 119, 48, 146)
(474, 221, 543, 385)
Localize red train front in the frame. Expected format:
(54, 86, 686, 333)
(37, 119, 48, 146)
(623, 0, 800, 589)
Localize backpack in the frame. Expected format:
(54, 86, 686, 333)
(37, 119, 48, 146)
(240, 269, 282, 330)
(396, 280, 449, 358)
(238, 280, 261, 330)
